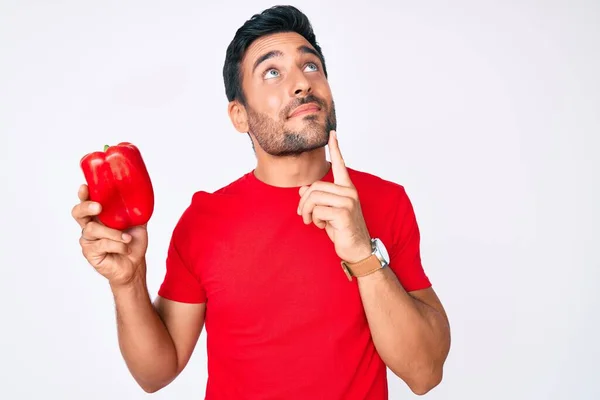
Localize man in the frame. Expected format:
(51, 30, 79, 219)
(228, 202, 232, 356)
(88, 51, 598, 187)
(72, 5, 450, 399)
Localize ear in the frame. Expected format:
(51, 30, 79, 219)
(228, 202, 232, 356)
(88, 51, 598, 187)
(228, 101, 249, 133)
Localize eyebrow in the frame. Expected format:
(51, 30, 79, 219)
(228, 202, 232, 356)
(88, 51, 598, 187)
(252, 45, 321, 73)
(297, 45, 320, 58)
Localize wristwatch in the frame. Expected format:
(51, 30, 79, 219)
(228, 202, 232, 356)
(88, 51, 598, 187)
(341, 238, 390, 281)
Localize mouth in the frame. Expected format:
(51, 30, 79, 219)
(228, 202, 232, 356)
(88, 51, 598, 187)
(288, 103, 321, 119)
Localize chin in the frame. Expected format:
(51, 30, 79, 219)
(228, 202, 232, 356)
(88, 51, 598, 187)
(299, 124, 330, 146)
(269, 128, 329, 157)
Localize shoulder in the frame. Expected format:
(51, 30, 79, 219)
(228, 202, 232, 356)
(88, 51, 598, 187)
(187, 171, 253, 208)
(173, 172, 253, 229)
(346, 166, 418, 231)
(347, 166, 410, 202)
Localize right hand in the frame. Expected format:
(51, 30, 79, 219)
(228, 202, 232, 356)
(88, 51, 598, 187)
(72, 184, 149, 287)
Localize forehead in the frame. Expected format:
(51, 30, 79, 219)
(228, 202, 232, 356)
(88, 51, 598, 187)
(242, 32, 315, 69)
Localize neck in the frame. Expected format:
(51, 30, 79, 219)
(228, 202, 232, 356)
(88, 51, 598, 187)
(253, 146, 330, 188)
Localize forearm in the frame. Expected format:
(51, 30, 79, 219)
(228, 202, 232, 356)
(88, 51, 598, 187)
(357, 267, 450, 394)
(110, 264, 178, 393)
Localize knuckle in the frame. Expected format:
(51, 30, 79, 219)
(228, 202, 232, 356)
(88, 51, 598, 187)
(89, 222, 107, 239)
(71, 204, 82, 219)
(312, 181, 324, 190)
(80, 241, 92, 258)
(85, 222, 95, 236)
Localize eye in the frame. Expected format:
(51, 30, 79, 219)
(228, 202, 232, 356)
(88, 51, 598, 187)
(264, 68, 280, 79)
(304, 62, 318, 72)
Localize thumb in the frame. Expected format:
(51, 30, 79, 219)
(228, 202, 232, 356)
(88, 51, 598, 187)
(125, 224, 147, 238)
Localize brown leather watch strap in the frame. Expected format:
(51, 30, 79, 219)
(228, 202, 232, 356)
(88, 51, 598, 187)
(341, 254, 382, 281)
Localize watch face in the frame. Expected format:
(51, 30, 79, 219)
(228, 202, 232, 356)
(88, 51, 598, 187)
(374, 238, 390, 264)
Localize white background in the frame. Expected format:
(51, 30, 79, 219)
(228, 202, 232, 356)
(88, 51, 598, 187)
(1, 0, 599, 399)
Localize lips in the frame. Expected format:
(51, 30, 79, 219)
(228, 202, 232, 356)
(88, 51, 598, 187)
(288, 103, 321, 118)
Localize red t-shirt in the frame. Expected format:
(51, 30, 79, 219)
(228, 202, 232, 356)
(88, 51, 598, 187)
(158, 165, 431, 399)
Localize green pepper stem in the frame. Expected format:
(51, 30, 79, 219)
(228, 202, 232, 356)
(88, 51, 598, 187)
(104, 144, 109, 151)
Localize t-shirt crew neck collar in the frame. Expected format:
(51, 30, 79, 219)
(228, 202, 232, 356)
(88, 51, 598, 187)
(247, 162, 334, 194)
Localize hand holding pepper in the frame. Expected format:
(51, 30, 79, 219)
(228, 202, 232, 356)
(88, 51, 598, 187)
(72, 184, 149, 287)
(73, 142, 154, 287)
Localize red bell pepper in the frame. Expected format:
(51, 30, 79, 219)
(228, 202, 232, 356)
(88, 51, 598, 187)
(80, 142, 154, 231)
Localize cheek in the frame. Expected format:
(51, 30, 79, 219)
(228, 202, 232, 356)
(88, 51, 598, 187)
(320, 85, 333, 103)
(267, 95, 282, 111)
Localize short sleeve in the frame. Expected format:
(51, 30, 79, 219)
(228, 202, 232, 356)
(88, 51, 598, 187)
(157, 205, 207, 304)
(388, 186, 432, 292)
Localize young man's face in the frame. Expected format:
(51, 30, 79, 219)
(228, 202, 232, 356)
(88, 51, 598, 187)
(237, 32, 336, 156)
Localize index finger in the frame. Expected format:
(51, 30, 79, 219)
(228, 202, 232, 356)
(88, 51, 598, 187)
(328, 130, 352, 187)
(72, 184, 102, 228)
(78, 184, 88, 202)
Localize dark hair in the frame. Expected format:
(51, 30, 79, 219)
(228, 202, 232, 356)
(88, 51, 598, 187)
(223, 5, 328, 105)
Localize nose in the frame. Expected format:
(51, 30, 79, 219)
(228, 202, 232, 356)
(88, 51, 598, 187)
(290, 68, 311, 97)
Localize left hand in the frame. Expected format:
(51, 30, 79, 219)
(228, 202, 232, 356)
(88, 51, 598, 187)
(297, 130, 372, 264)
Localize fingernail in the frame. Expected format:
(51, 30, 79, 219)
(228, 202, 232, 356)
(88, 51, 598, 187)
(122, 233, 131, 241)
(90, 203, 100, 212)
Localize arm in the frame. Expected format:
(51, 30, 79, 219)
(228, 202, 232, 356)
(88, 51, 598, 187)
(72, 183, 205, 393)
(111, 262, 206, 393)
(357, 267, 450, 395)
(297, 131, 450, 394)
